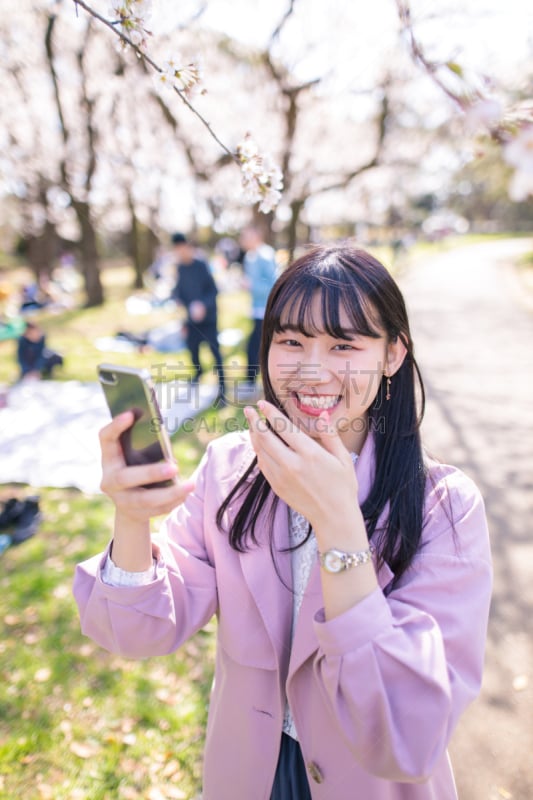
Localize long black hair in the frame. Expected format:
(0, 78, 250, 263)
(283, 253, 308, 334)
(216, 244, 427, 583)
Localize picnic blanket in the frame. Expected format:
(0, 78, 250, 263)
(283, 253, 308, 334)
(0, 379, 218, 493)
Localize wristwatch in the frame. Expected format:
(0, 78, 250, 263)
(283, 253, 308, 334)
(319, 545, 374, 574)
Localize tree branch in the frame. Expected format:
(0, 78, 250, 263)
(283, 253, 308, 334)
(44, 13, 69, 189)
(132, 55, 232, 180)
(394, 0, 469, 111)
(72, 0, 237, 163)
(300, 89, 390, 197)
(270, 0, 296, 46)
(77, 21, 98, 191)
(262, 50, 320, 194)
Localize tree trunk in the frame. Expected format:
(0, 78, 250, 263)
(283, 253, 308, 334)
(286, 199, 305, 262)
(128, 197, 144, 290)
(74, 201, 103, 307)
(25, 219, 58, 280)
(128, 197, 160, 290)
(143, 226, 160, 272)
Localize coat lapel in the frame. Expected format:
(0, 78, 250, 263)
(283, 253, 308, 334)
(287, 552, 394, 676)
(239, 495, 293, 676)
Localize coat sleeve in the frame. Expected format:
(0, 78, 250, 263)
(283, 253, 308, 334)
(311, 466, 492, 782)
(73, 451, 218, 659)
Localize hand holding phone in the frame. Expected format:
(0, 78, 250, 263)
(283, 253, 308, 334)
(96, 364, 196, 574)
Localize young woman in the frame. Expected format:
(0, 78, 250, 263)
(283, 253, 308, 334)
(74, 245, 492, 800)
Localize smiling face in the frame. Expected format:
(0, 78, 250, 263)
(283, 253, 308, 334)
(261, 246, 412, 454)
(267, 293, 400, 452)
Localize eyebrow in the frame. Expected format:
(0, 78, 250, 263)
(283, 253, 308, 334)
(276, 324, 363, 337)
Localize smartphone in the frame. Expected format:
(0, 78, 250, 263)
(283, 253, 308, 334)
(97, 363, 175, 488)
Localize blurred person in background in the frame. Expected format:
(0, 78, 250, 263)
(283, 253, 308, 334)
(240, 225, 278, 389)
(170, 232, 226, 405)
(16, 321, 63, 380)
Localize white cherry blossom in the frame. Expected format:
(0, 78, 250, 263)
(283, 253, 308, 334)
(464, 97, 503, 133)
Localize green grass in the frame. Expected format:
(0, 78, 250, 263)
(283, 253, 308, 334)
(0, 485, 218, 798)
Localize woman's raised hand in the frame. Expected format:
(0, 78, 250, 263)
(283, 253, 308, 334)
(99, 411, 195, 525)
(244, 400, 359, 535)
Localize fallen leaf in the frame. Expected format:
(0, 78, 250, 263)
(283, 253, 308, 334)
(165, 788, 187, 799)
(118, 788, 141, 799)
(69, 740, 100, 759)
(147, 789, 165, 800)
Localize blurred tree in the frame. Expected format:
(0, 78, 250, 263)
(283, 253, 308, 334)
(43, 11, 107, 305)
(1, 0, 531, 300)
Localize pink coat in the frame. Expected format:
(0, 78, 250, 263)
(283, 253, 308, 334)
(74, 431, 492, 800)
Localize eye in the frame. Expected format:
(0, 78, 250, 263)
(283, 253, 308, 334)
(332, 343, 357, 351)
(273, 334, 302, 347)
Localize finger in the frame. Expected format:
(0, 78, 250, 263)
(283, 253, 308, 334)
(99, 411, 135, 459)
(100, 410, 136, 440)
(244, 406, 294, 490)
(315, 410, 351, 460)
(115, 480, 195, 519)
(104, 459, 178, 492)
(245, 405, 294, 463)
(255, 400, 315, 454)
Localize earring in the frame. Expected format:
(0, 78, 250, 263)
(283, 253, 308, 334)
(386, 376, 391, 401)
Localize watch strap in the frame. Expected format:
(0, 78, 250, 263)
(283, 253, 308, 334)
(318, 544, 374, 573)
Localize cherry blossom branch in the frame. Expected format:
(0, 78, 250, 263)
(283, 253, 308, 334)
(395, 0, 533, 201)
(395, 0, 473, 111)
(72, 0, 233, 158)
(71, 0, 283, 212)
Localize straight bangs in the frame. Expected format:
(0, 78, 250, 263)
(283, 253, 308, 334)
(271, 260, 383, 340)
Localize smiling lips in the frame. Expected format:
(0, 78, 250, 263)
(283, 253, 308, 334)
(294, 392, 341, 416)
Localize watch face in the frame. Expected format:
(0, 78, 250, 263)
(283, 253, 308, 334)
(324, 550, 344, 573)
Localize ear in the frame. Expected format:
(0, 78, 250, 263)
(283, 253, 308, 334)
(385, 334, 407, 378)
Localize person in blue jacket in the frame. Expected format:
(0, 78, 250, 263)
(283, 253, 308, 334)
(17, 321, 63, 380)
(240, 225, 278, 387)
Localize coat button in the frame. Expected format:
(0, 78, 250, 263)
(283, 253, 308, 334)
(307, 761, 324, 784)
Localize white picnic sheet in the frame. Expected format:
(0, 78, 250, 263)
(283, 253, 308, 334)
(0, 379, 218, 493)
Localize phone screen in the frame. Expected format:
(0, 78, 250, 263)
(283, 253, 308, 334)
(98, 366, 172, 476)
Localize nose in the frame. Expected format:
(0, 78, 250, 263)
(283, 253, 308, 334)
(293, 345, 331, 387)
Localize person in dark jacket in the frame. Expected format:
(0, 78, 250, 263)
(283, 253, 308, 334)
(17, 321, 63, 380)
(171, 233, 225, 403)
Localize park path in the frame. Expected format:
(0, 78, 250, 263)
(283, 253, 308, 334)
(399, 238, 533, 800)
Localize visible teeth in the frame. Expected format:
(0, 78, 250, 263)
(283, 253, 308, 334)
(297, 394, 339, 409)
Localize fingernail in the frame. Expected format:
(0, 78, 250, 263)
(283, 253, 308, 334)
(160, 462, 177, 477)
(181, 479, 195, 492)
